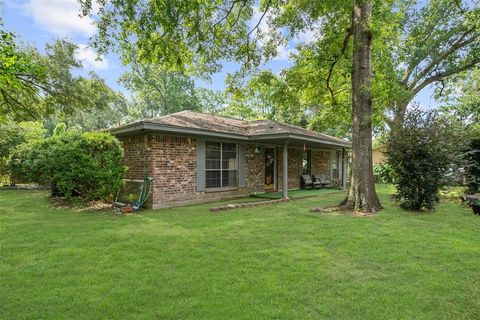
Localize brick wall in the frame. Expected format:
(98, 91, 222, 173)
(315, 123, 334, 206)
(119, 134, 154, 207)
(245, 144, 265, 192)
(121, 134, 265, 208)
(312, 150, 331, 177)
(277, 147, 301, 191)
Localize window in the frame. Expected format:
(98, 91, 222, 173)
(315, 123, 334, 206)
(302, 150, 311, 175)
(332, 150, 341, 179)
(205, 141, 238, 188)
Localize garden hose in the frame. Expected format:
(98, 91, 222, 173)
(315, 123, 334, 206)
(133, 176, 153, 210)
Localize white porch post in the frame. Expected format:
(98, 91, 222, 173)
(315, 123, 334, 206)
(283, 140, 288, 199)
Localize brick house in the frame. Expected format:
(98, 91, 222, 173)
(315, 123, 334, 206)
(109, 111, 351, 208)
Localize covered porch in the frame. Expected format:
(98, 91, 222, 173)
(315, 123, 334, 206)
(250, 135, 350, 200)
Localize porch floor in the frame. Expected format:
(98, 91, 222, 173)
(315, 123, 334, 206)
(252, 188, 343, 200)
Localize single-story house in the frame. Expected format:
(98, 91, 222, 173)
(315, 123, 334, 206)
(108, 111, 351, 208)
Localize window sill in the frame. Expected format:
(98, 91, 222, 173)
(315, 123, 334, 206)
(205, 187, 239, 193)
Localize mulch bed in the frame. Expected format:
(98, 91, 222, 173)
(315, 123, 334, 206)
(0, 184, 49, 190)
(310, 206, 376, 217)
(210, 198, 291, 212)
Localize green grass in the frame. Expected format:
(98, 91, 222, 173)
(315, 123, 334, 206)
(252, 188, 342, 199)
(1, 185, 479, 319)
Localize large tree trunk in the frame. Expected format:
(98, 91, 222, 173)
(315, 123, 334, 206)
(341, 0, 382, 213)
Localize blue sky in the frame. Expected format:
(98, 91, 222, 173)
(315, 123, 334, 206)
(3, 0, 438, 108)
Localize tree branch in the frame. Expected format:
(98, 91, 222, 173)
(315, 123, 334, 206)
(245, 0, 271, 66)
(412, 58, 480, 95)
(326, 16, 353, 105)
(408, 29, 477, 90)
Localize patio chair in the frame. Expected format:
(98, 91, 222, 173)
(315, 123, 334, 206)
(301, 175, 314, 189)
(316, 174, 331, 188)
(311, 175, 323, 189)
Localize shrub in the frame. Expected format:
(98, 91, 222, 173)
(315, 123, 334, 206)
(9, 131, 126, 201)
(373, 163, 394, 184)
(386, 109, 455, 210)
(463, 136, 480, 194)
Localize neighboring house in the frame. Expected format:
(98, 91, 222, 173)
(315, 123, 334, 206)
(372, 144, 387, 165)
(108, 111, 351, 208)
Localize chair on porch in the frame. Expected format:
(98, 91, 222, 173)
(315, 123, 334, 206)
(313, 174, 331, 188)
(301, 174, 321, 189)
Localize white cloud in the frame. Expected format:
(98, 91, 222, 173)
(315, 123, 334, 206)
(19, 0, 96, 37)
(75, 44, 109, 70)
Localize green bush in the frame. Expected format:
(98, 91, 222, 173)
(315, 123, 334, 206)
(464, 136, 480, 194)
(10, 131, 126, 201)
(386, 109, 455, 210)
(373, 163, 394, 184)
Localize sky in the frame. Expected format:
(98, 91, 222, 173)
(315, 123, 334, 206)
(2, 0, 439, 108)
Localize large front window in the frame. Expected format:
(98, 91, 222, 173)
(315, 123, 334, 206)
(205, 141, 238, 188)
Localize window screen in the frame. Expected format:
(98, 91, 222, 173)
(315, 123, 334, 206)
(205, 141, 238, 188)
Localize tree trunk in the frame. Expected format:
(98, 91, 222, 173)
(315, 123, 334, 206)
(340, 0, 382, 213)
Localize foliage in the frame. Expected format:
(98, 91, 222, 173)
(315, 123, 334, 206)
(373, 163, 394, 184)
(9, 131, 126, 201)
(0, 28, 46, 122)
(437, 68, 480, 124)
(0, 22, 122, 124)
(44, 75, 129, 133)
(0, 121, 46, 184)
(223, 70, 306, 126)
(119, 59, 199, 117)
(463, 135, 480, 194)
(386, 109, 457, 210)
(194, 88, 227, 115)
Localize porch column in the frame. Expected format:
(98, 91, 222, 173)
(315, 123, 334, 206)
(283, 140, 288, 199)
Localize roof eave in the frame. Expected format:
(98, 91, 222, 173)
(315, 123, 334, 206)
(108, 123, 351, 148)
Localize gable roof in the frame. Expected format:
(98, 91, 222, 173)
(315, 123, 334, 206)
(108, 110, 351, 148)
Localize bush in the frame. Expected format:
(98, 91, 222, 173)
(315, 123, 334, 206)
(9, 131, 126, 201)
(373, 163, 394, 184)
(386, 109, 455, 210)
(464, 136, 480, 194)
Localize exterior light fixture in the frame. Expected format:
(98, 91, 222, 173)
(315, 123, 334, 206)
(254, 144, 260, 154)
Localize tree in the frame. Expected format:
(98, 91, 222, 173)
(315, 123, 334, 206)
(223, 70, 305, 125)
(119, 59, 199, 117)
(0, 23, 120, 124)
(340, 0, 382, 212)
(387, 0, 480, 129)
(44, 75, 128, 132)
(80, 0, 382, 212)
(284, 0, 479, 133)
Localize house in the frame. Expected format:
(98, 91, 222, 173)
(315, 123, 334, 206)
(372, 144, 387, 165)
(108, 111, 351, 208)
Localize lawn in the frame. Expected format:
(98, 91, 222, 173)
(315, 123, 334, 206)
(1, 185, 479, 319)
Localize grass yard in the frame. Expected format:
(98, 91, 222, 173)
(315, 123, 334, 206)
(1, 185, 479, 319)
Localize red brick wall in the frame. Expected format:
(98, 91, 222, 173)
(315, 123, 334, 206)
(277, 147, 301, 191)
(122, 134, 265, 208)
(312, 150, 331, 177)
(245, 144, 265, 192)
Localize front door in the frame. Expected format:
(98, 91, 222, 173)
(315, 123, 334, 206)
(265, 147, 276, 191)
